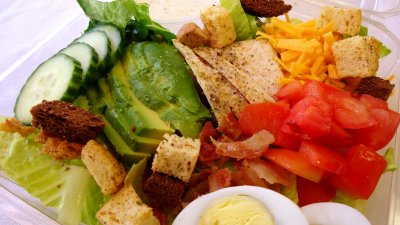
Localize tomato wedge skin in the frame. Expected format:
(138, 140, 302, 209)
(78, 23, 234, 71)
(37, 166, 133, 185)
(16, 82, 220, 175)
(238, 102, 289, 136)
(299, 141, 347, 174)
(359, 94, 388, 110)
(297, 176, 336, 207)
(238, 102, 300, 149)
(328, 92, 377, 129)
(351, 108, 400, 151)
(275, 80, 305, 106)
(264, 149, 324, 183)
(330, 144, 387, 199)
(284, 96, 333, 139)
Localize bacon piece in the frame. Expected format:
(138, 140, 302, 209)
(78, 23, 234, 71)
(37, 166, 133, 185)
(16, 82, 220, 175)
(199, 121, 220, 162)
(212, 130, 275, 159)
(208, 168, 232, 192)
(244, 159, 292, 187)
(231, 167, 268, 188)
(217, 112, 242, 141)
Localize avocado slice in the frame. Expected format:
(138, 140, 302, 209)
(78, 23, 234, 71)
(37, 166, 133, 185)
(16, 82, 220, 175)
(108, 62, 174, 139)
(122, 42, 211, 138)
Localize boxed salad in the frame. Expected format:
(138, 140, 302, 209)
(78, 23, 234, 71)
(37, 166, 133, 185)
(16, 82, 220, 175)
(0, 0, 399, 225)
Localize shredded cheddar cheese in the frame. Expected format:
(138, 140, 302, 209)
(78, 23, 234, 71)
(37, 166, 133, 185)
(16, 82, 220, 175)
(257, 16, 346, 88)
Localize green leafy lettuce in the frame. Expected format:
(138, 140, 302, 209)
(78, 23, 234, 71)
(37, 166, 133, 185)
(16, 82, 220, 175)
(0, 130, 107, 225)
(77, 0, 176, 42)
(383, 147, 398, 172)
(220, 0, 258, 40)
(333, 191, 366, 214)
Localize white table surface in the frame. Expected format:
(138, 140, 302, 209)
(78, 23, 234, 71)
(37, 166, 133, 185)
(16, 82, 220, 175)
(0, 1, 399, 225)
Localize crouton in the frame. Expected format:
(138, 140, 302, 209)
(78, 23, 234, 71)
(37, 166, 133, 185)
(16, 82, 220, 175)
(152, 134, 200, 182)
(240, 0, 292, 17)
(0, 118, 36, 137)
(354, 77, 394, 101)
(177, 22, 210, 48)
(173, 40, 249, 124)
(317, 6, 362, 36)
(200, 6, 236, 48)
(96, 184, 160, 225)
(332, 36, 380, 78)
(81, 140, 126, 195)
(36, 132, 83, 160)
(31, 100, 104, 144)
(143, 172, 186, 208)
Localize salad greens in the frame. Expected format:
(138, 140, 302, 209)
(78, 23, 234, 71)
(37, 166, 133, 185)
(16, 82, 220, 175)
(384, 147, 398, 172)
(220, 0, 258, 40)
(78, 0, 176, 42)
(0, 128, 107, 225)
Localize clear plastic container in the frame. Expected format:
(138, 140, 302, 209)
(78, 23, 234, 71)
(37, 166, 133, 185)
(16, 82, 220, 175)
(0, 1, 399, 224)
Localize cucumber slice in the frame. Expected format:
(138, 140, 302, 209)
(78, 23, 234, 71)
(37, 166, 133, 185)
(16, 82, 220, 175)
(14, 53, 83, 123)
(92, 24, 122, 56)
(60, 42, 99, 88)
(74, 30, 111, 68)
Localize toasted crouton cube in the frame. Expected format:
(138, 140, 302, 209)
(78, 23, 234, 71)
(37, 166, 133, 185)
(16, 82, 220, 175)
(332, 36, 380, 78)
(35, 132, 83, 160)
(317, 6, 362, 36)
(152, 134, 200, 182)
(143, 172, 185, 208)
(81, 140, 126, 195)
(177, 22, 210, 48)
(200, 6, 236, 48)
(96, 184, 160, 225)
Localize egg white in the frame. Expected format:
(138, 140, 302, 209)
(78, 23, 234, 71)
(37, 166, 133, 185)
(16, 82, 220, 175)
(173, 186, 309, 225)
(301, 202, 371, 225)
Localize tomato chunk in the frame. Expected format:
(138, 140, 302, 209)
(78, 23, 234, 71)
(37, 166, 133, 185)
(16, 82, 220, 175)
(283, 96, 333, 139)
(352, 108, 400, 150)
(238, 102, 289, 136)
(264, 149, 324, 183)
(238, 102, 300, 149)
(330, 144, 387, 199)
(299, 141, 347, 174)
(329, 92, 377, 129)
(359, 94, 388, 110)
(275, 81, 304, 105)
(297, 176, 336, 207)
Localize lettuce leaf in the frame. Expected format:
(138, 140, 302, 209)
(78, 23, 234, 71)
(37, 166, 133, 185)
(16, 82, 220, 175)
(383, 147, 398, 172)
(0, 130, 107, 225)
(77, 0, 175, 42)
(281, 175, 299, 205)
(220, 0, 257, 41)
(333, 191, 366, 214)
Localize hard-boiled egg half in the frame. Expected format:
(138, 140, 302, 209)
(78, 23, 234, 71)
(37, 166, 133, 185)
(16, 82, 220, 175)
(173, 186, 308, 225)
(301, 202, 371, 225)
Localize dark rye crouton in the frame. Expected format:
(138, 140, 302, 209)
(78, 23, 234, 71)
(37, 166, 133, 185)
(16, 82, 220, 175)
(143, 172, 185, 208)
(30, 100, 104, 144)
(240, 0, 292, 17)
(354, 77, 394, 101)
